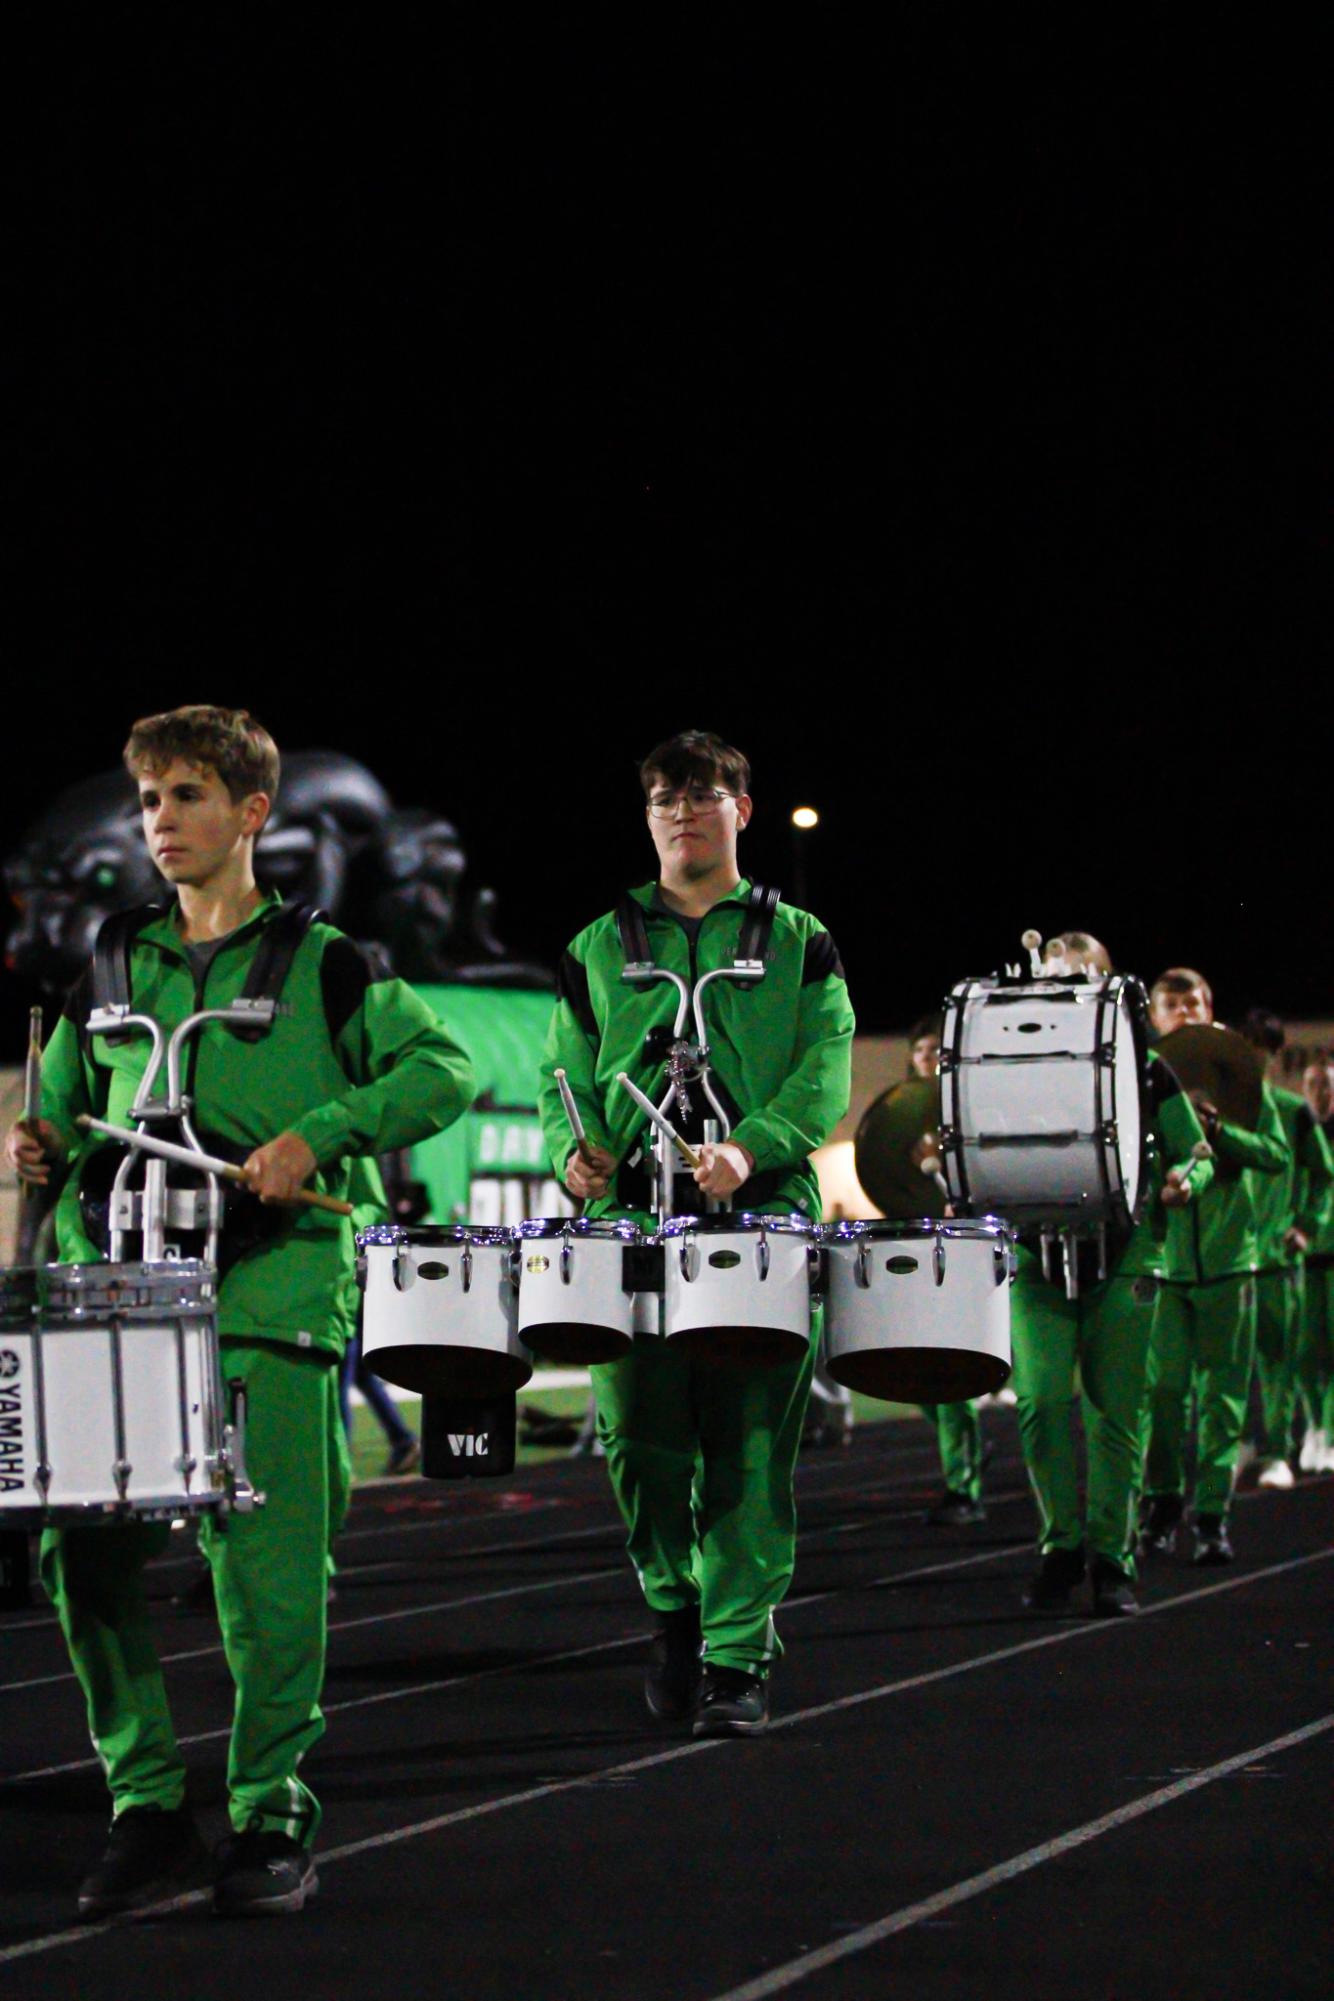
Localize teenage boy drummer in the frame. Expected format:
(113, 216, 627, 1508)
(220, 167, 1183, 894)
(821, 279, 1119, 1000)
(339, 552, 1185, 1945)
(5, 706, 476, 1919)
(538, 731, 854, 1736)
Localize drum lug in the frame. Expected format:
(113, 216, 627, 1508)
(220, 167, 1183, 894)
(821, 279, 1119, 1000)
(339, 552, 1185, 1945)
(355, 1254, 367, 1291)
(757, 1230, 771, 1282)
(855, 1239, 872, 1290)
(1101, 1120, 1119, 1147)
(807, 1243, 825, 1301)
(932, 1235, 947, 1288)
(462, 1242, 474, 1294)
(393, 1246, 411, 1292)
(678, 1237, 699, 1283)
(560, 1234, 573, 1286)
(1099, 1041, 1117, 1066)
(223, 1380, 264, 1513)
(113, 1457, 132, 1501)
(993, 1241, 1009, 1287)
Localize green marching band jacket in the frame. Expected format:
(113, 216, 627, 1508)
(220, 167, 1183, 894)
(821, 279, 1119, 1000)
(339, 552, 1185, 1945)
(1251, 1084, 1334, 1269)
(40, 890, 477, 1355)
(1154, 1068, 1290, 1288)
(538, 879, 855, 1221)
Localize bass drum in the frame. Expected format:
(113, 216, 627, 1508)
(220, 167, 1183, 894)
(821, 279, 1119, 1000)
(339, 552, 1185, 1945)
(939, 973, 1148, 1235)
(823, 1218, 1014, 1402)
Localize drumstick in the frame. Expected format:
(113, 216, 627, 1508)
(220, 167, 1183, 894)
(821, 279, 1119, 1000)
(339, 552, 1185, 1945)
(553, 1067, 597, 1166)
(76, 1114, 354, 1216)
(20, 1006, 42, 1200)
(615, 1072, 703, 1171)
(919, 1152, 951, 1201)
(1167, 1139, 1213, 1195)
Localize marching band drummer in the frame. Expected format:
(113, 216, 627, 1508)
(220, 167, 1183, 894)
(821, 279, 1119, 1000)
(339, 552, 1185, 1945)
(3, 706, 476, 1920)
(538, 730, 854, 1737)
(1138, 969, 1290, 1564)
(1010, 934, 1216, 1617)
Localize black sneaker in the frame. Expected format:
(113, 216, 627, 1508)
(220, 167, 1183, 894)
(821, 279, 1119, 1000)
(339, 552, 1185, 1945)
(1090, 1555, 1139, 1617)
(77, 1804, 206, 1919)
(214, 1827, 318, 1916)
(692, 1665, 770, 1738)
(1137, 1494, 1184, 1558)
(644, 1604, 702, 1721)
(1191, 1514, 1235, 1566)
(1022, 1545, 1087, 1615)
(926, 1489, 986, 1526)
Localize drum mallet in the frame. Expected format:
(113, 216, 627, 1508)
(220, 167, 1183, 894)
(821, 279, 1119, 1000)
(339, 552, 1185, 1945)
(615, 1073, 703, 1172)
(76, 1114, 355, 1216)
(1167, 1140, 1213, 1199)
(1020, 929, 1046, 979)
(919, 1152, 952, 1202)
(20, 1005, 43, 1201)
(554, 1067, 597, 1167)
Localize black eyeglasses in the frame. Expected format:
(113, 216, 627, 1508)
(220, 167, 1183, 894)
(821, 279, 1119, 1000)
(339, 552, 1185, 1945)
(646, 786, 734, 819)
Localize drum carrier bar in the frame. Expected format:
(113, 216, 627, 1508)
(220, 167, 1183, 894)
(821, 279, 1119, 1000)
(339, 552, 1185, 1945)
(615, 883, 780, 1223)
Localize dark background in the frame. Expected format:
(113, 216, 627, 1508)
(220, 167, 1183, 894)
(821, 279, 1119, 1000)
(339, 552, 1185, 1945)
(5, 25, 1329, 1058)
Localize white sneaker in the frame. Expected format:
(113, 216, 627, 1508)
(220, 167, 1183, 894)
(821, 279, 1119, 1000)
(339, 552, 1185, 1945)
(1318, 1435, 1334, 1475)
(1256, 1459, 1295, 1490)
(1299, 1427, 1327, 1473)
(1232, 1440, 1259, 1488)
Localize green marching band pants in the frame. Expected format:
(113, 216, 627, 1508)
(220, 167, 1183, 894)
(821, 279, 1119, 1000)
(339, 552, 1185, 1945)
(919, 1401, 983, 1502)
(1296, 1263, 1334, 1438)
(1142, 1275, 1257, 1521)
(41, 1339, 345, 1841)
(590, 1318, 818, 1679)
(1253, 1266, 1302, 1463)
(1009, 1270, 1156, 1574)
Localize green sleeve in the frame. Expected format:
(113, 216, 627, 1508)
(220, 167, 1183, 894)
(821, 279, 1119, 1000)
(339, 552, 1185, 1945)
(1157, 1083, 1215, 1203)
(1294, 1111, 1334, 1239)
(291, 974, 477, 1166)
(728, 953, 856, 1173)
(538, 956, 610, 1183)
(1212, 1089, 1290, 1177)
(39, 1013, 95, 1155)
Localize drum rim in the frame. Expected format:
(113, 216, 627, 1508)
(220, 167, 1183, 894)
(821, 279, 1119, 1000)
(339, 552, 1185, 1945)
(658, 1211, 819, 1240)
(357, 1224, 515, 1248)
(823, 1215, 1014, 1244)
(517, 1217, 641, 1241)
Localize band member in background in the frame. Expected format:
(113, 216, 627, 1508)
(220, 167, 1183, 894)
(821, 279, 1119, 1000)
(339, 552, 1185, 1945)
(1237, 1013, 1334, 1488)
(539, 731, 854, 1737)
(1295, 1059, 1334, 1472)
(4, 706, 476, 1920)
(1138, 970, 1289, 1564)
(1009, 935, 1214, 1616)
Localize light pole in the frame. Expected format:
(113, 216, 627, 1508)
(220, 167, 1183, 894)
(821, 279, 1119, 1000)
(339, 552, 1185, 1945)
(790, 806, 818, 908)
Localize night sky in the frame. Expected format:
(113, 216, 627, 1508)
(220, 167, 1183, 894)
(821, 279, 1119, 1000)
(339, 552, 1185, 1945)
(5, 29, 1328, 1059)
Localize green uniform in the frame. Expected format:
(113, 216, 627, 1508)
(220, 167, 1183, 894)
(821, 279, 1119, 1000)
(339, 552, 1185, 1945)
(38, 893, 475, 1840)
(1249, 1088, 1334, 1463)
(1295, 1110, 1334, 1442)
(539, 880, 853, 1676)
(1142, 1079, 1289, 1522)
(1011, 1052, 1213, 1573)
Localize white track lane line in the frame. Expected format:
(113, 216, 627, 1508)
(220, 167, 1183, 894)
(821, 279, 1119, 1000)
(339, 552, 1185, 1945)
(707, 1712, 1334, 2001)
(0, 1459, 1020, 1697)
(1, 1545, 1327, 1967)
(1, 1542, 1023, 1785)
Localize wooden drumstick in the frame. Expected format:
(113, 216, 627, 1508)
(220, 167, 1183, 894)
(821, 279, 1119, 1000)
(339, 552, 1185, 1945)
(76, 1114, 355, 1216)
(615, 1072, 703, 1171)
(554, 1067, 597, 1166)
(20, 1005, 42, 1200)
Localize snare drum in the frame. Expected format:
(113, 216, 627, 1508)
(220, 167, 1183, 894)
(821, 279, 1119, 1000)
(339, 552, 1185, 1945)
(516, 1218, 641, 1365)
(660, 1214, 820, 1366)
(822, 1218, 1013, 1403)
(939, 973, 1149, 1234)
(358, 1225, 529, 1397)
(0, 1260, 226, 1522)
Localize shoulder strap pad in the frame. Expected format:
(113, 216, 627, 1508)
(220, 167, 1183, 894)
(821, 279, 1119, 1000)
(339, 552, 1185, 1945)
(737, 883, 781, 965)
(230, 901, 324, 1040)
(616, 894, 655, 971)
(90, 904, 165, 1029)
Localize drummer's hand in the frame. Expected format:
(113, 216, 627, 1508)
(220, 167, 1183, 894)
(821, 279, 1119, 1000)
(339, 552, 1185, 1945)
(1285, 1225, 1310, 1256)
(4, 1118, 65, 1186)
(1161, 1168, 1193, 1208)
(693, 1141, 753, 1199)
(566, 1144, 616, 1202)
(243, 1131, 319, 1205)
(1189, 1091, 1221, 1141)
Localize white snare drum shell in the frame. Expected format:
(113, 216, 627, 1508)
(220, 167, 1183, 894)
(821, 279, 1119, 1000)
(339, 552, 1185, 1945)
(359, 1230, 530, 1398)
(516, 1222, 638, 1366)
(823, 1223, 1012, 1404)
(662, 1218, 817, 1367)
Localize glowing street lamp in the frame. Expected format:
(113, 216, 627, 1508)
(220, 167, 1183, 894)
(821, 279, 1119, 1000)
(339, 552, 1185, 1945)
(790, 805, 819, 904)
(791, 806, 819, 831)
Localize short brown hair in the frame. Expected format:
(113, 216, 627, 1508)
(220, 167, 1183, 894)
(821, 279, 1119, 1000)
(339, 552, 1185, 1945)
(639, 730, 750, 800)
(123, 705, 280, 804)
(1151, 967, 1212, 1009)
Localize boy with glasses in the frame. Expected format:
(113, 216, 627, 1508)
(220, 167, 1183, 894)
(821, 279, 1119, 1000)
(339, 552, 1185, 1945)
(539, 730, 854, 1735)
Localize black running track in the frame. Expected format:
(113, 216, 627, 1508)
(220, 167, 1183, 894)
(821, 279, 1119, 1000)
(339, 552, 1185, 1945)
(2, 1416, 1331, 2000)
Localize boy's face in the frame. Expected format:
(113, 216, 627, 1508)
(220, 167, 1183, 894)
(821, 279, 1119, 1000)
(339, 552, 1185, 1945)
(645, 768, 752, 879)
(910, 1034, 940, 1079)
(1305, 1065, 1334, 1120)
(136, 757, 269, 889)
(1150, 984, 1212, 1036)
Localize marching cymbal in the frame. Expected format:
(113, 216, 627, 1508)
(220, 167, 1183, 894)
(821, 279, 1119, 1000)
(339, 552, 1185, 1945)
(853, 1076, 947, 1222)
(1154, 1023, 1265, 1132)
